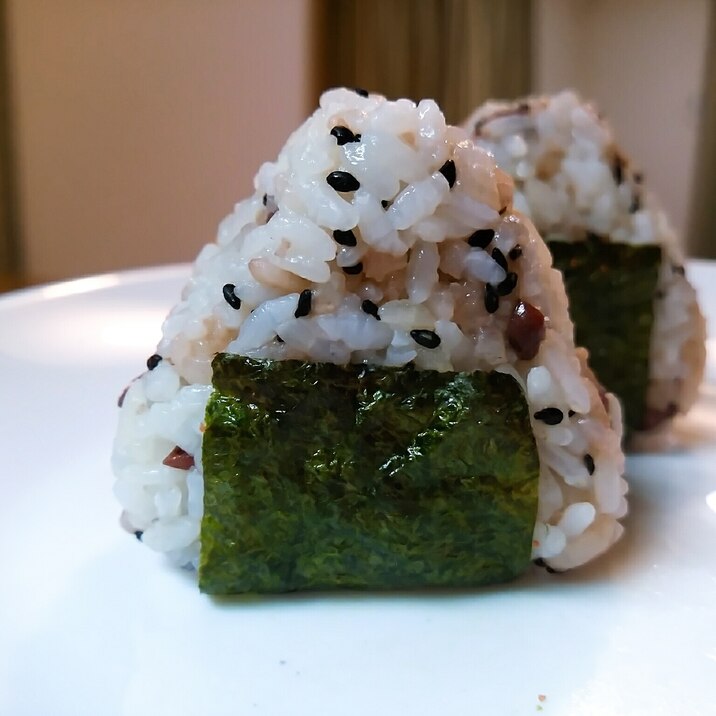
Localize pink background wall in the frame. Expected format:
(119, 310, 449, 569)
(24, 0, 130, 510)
(5, 1, 710, 282)
(7, 0, 313, 281)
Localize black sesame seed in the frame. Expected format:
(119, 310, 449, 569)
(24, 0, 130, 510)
(117, 385, 129, 408)
(672, 264, 685, 276)
(534, 407, 564, 425)
(354, 87, 369, 97)
(343, 262, 363, 275)
(134, 530, 144, 541)
(568, 410, 576, 418)
(467, 228, 495, 249)
(584, 453, 595, 475)
(438, 159, 456, 188)
(262, 193, 268, 206)
(410, 329, 441, 349)
(484, 283, 499, 314)
(361, 299, 380, 319)
(146, 354, 162, 371)
(333, 229, 357, 246)
(508, 245, 523, 260)
(294, 289, 312, 318)
(533, 557, 559, 573)
(497, 271, 518, 296)
(612, 154, 625, 185)
(491, 247, 508, 272)
(629, 194, 641, 213)
(222, 283, 242, 310)
(326, 171, 360, 192)
(330, 125, 359, 146)
(276, 335, 284, 343)
(381, 199, 391, 209)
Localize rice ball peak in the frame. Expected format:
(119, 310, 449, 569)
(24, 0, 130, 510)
(112, 89, 627, 582)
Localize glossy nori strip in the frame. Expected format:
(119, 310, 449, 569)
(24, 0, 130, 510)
(199, 356, 540, 595)
(548, 235, 661, 434)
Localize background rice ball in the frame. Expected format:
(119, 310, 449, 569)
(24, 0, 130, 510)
(465, 90, 706, 442)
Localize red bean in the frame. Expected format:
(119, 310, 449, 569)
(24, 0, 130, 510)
(507, 301, 545, 360)
(162, 446, 195, 470)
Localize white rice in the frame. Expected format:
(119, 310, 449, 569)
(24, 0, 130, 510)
(112, 88, 627, 573)
(464, 90, 706, 442)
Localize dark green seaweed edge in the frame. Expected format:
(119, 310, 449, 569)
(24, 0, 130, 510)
(548, 235, 662, 434)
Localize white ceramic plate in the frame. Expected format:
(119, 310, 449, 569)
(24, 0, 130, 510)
(1, 262, 715, 716)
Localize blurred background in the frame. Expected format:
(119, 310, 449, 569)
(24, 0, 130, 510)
(0, 0, 713, 291)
